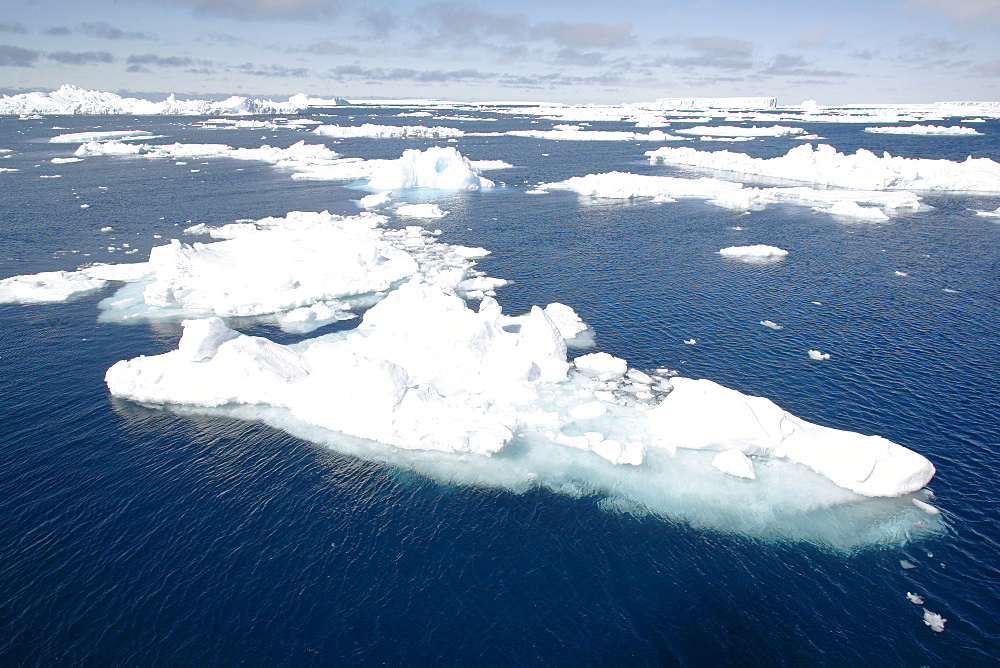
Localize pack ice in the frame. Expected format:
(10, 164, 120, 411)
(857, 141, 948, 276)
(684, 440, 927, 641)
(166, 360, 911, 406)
(106, 279, 935, 500)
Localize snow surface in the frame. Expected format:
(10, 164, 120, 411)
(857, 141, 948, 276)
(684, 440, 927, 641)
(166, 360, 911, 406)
(105, 282, 935, 497)
(646, 143, 1000, 192)
(864, 125, 983, 136)
(541, 171, 921, 219)
(0, 85, 313, 116)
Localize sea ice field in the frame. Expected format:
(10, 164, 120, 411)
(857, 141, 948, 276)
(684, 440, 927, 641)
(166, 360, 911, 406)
(1, 89, 999, 664)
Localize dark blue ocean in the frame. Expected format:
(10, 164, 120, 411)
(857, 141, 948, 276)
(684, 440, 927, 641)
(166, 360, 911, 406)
(1, 108, 999, 665)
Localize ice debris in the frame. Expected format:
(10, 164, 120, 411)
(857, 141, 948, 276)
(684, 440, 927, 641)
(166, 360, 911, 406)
(808, 350, 831, 361)
(923, 609, 946, 632)
(906, 592, 924, 605)
(719, 245, 788, 263)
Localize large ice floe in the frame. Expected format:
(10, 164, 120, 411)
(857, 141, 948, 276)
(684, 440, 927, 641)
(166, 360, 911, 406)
(646, 143, 1000, 192)
(0, 211, 505, 333)
(539, 171, 921, 220)
(103, 276, 937, 546)
(0, 84, 319, 116)
(313, 124, 465, 139)
(863, 125, 983, 136)
(73, 140, 496, 191)
(674, 125, 806, 138)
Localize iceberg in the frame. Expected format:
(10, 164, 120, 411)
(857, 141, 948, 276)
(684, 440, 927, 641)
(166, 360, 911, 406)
(366, 146, 494, 191)
(541, 171, 922, 219)
(0, 84, 313, 116)
(646, 143, 1000, 192)
(106, 281, 935, 502)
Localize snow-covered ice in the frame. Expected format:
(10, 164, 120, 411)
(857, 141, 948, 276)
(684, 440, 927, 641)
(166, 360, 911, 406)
(0, 84, 312, 116)
(760, 320, 784, 330)
(675, 125, 805, 138)
(808, 350, 831, 361)
(719, 245, 788, 263)
(646, 143, 1000, 192)
(313, 124, 464, 139)
(712, 449, 756, 479)
(541, 171, 922, 219)
(50, 130, 156, 143)
(864, 125, 983, 136)
(0, 270, 107, 303)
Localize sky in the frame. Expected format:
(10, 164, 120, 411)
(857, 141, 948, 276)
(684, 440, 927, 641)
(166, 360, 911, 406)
(1, 0, 999, 105)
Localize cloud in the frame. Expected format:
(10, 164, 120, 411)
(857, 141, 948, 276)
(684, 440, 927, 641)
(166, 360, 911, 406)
(553, 48, 607, 67)
(356, 8, 397, 38)
(79, 22, 157, 40)
(849, 49, 877, 60)
(301, 40, 360, 55)
(234, 62, 310, 77)
(164, 0, 339, 21)
(0, 22, 27, 34)
(906, 0, 1000, 23)
(652, 35, 754, 71)
(47, 51, 115, 65)
(898, 34, 973, 55)
(0, 44, 40, 67)
(44, 26, 72, 36)
(970, 60, 1000, 75)
(796, 27, 830, 48)
(127, 54, 200, 67)
(760, 54, 854, 78)
(416, 3, 528, 44)
(534, 19, 636, 49)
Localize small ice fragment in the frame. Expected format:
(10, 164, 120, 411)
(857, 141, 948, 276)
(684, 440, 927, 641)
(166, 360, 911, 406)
(906, 592, 924, 605)
(684, 338, 697, 345)
(923, 609, 946, 632)
(912, 498, 940, 515)
(894, 271, 908, 277)
(808, 349, 830, 361)
(811, 301, 822, 305)
(942, 288, 960, 294)
(927, 552, 933, 558)
(80, 203, 90, 208)
(760, 320, 783, 330)
(900, 559, 916, 569)
(100, 226, 113, 232)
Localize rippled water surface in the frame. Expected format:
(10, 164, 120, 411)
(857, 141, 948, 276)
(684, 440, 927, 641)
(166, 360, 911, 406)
(1, 110, 999, 664)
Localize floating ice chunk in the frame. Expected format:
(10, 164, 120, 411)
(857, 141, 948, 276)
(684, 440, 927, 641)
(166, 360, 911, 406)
(808, 350, 831, 361)
(574, 352, 627, 378)
(646, 377, 934, 496)
(50, 130, 154, 143)
(820, 200, 890, 221)
(543, 303, 590, 341)
(912, 498, 940, 515)
(367, 146, 494, 191)
(901, 559, 917, 569)
(359, 191, 392, 209)
(864, 125, 982, 136)
(0, 270, 107, 303)
(178, 316, 240, 362)
(646, 143, 1000, 192)
(760, 320, 783, 330)
(923, 609, 946, 632)
(51, 157, 83, 164)
(684, 338, 697, 345)
(676, 125, 805, 137)
(894, 270, 909, 277)
(719, 245, 788, 263)
(542, 171, 921, 216)
(500, 127, 682, 142)
(569, 401, 608, 420)
(974, 206, 1000, 218)
(314, 123, 464, 139)
(395, 203, 448, 218)
(907, 592, 924, 605)
(712, 449, 756, 479)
